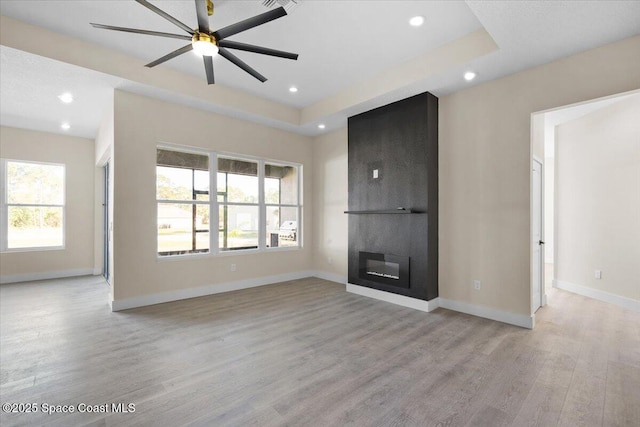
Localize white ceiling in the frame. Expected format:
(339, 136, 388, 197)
(1, 1, 639, 139)
(0, 46, 124, 139)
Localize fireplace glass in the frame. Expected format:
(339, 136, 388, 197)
(358, 251, 410, 288)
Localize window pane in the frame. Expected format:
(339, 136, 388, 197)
(265, 164, 297, 205)
(226, 174, 258, 203)
(265, 178, 280, 204)
(194, 170, 210, 201)
(195, 205, 210, 251)
(266, 206, 298, 248)
(7, 162, 64, 205)
(8, 206, 63, 248)
(217, 172, 227, 196)
(219, 205, 258, 250)
(156, 166, 193, 201)
(218, 158, 258, 203)
(266, 205, 280, 247)
(157, 203, 209, 255)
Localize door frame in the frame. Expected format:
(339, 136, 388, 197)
(531, 157, 546, 313)
(103, 162, 110, 283)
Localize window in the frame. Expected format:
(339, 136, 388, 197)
(1, 159, 65, 251)
(156, 149, 210, 256)
(218, 157, 259, 251)
(156, 147, 302, 257)
(265, 163, 299, 248)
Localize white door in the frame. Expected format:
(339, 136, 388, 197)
(532, 159, 543, 312)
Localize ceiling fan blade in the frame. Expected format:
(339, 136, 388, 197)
(134, 0, 194, 35)
(203, 56, 215, 85)
(145, 44, 193, 68)
(194, 0, 210, 33)
(218, 48, 267, 82)
(218, 40, 298, 60)
(90, 23, 192, 40)
(213, 7, 287, 41)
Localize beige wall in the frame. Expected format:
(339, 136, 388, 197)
(555, 94, 640, 301)
(112, 91, 313, 301)
(311, 127, 348, 279)
(0, 126, 95, 280)
(440, 35, 639, 316)
(312, 35, 640, 318)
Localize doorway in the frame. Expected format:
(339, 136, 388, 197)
(531, 89, 639, 314)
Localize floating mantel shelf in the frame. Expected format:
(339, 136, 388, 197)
(343, 208, 423, 214)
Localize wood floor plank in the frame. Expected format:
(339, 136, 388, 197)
(1, 277, 638, 426)
(511, 382, 568, 427)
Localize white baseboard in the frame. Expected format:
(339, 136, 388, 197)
(345, 283, 532, 328)
(311, 270, 347, 284)
(111, 270, 315, 311)
(0, 268, 95, 284)
(92, 268, 102, 276)
(439, 298, 535, 329)
(553, 279, 639, 313)
(346, 283, 440, 312)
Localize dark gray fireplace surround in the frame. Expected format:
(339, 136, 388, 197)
(347, 92, 438, 302)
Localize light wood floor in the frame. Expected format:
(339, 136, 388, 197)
(1, 276, 638, 427)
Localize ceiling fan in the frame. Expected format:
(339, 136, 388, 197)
(91, 0, 298, 84)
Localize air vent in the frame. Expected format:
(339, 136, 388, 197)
(262, 0, 299, 13)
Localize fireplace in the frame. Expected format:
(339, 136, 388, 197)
(348, 92, 438, 302)
(359, 252, 410, 288)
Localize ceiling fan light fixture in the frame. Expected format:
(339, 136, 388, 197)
(192, 33, 218, 57)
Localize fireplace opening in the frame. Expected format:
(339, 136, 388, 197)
(359, 252, 409, 288)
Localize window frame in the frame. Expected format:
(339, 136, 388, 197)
(156, 145, 302, 259)
(0, 158, 66, 253)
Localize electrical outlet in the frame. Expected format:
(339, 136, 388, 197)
(474, 280, 481, 290)
(595, 270, 602, 279)
(327, 257, 333, 265)
(231, 264, 237, 272)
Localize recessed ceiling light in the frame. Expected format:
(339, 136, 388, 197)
(464, 71, 476, 81)
(58, 92, 74, 103)
(318, 124, 326, 130)
(61, 122, 71, 130)
(409, 16, 424, 27)
(289, 86, 298, 93)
